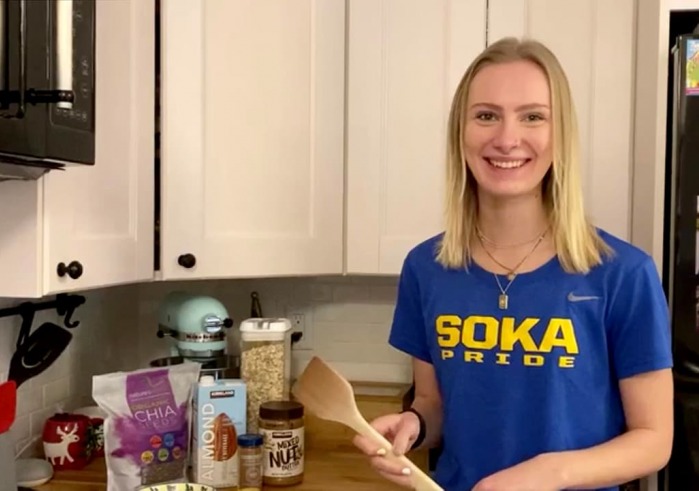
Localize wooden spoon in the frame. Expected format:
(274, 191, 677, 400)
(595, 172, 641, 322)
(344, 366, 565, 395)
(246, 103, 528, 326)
(291, 356, 444, 491)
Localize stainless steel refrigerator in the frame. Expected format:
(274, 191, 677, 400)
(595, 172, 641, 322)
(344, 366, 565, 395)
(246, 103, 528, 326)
(665, 31, 699, 491)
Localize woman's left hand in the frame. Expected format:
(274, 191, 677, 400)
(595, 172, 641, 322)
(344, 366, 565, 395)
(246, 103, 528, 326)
(471, 453, 564, 491)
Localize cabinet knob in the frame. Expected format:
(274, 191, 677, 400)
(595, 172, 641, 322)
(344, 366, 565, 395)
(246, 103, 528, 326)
(57, 261, 83, 280)
(177, 253, 196, 269)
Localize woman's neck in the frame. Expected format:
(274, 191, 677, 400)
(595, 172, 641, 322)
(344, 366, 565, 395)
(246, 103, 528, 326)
(476, 192, 549, 247)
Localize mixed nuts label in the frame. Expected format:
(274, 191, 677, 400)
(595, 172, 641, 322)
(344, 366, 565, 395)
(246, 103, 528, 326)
(261, 428, 304, 478)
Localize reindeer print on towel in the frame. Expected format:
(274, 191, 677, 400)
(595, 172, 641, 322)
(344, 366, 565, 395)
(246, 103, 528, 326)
(44, 424, 80, 465)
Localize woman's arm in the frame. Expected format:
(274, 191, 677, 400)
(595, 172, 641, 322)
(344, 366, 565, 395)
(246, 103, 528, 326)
(550, 368, 673, 489)
(351, 357, 443, 488)
(407, 357, 443, 450)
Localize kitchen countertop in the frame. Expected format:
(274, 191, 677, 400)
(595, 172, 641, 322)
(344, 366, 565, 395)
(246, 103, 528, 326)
(36, 443, 408, 490)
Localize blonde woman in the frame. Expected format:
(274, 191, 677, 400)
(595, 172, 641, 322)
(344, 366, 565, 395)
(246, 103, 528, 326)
(353, 37, 673, 491)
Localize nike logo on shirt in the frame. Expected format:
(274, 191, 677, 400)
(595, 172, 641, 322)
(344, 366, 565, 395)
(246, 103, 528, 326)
(567, 292, 600, 302)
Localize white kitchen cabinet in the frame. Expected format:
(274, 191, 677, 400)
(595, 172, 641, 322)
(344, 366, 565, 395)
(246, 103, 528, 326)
(487, 0, 636, 241)
(0, 0, 155, 298)
(160, 0, 345, 280)
(345, 0, 488, 275)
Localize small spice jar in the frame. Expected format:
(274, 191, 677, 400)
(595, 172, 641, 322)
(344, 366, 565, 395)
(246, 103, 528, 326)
(259, 401, 305, 486)
(237, 433, 264, 491)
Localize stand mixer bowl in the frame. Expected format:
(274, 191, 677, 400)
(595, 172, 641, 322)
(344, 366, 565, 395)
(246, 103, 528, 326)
(150, 354, 240, 380)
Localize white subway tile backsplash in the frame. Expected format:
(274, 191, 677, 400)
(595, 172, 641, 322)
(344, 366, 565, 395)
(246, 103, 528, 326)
(333, 284, 370, 303)
(343, 302, 395, 324)
(9, 415, 30, 447)
(30, 407, 56, 436)
(309, 284, 332, 302)
(16, 387, 42, 415)
(317, 321, 391, 345)
(43, 377, 70, 407)
(313, 302, 346, 322)
(368, 284, 399, 301)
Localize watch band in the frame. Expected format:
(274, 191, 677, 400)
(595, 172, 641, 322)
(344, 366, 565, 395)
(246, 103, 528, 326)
(401, 407, 426, 450)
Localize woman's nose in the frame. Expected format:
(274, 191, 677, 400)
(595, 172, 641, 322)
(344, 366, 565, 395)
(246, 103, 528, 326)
(492, 121, 521, 152)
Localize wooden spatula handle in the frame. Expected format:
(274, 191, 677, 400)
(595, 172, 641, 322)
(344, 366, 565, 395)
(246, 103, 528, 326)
(359, 419, 444, 491)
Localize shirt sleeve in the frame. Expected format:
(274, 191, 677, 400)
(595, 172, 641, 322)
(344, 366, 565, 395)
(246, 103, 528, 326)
(388, 253, 433, 364)
(607, 254, 673, 380)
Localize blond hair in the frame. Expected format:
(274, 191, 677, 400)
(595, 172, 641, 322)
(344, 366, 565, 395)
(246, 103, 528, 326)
(436, 37, 612, 273)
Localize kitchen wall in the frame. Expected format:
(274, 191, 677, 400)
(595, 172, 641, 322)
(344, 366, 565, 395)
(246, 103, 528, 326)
(0, 285, 142, 456)
(136, 275, 411, 383)
(0, 275, 409, 456)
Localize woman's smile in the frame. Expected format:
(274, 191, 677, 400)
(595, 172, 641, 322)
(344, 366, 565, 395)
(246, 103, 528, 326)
(484, 157, 531, 170)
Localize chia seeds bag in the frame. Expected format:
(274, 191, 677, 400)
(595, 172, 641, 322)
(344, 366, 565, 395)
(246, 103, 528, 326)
(93, 362, 201, 491)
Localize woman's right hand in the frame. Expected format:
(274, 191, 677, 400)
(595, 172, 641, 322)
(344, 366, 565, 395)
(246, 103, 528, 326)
(352, 411, 422, 488)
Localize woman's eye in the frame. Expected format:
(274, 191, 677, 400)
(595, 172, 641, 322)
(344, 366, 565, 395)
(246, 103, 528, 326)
(475, 112, 497, 122)
(524, 113, 545, 122)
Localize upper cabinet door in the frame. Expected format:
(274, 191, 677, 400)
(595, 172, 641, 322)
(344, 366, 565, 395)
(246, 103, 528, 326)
(43, 0, 155, 295)
(488, 0, 636, 240)
(161, 0, 345, 280)
(345, 0, 487, 275)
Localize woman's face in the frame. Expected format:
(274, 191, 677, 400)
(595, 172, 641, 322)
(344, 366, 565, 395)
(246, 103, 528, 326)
(463, 60, 553, 201)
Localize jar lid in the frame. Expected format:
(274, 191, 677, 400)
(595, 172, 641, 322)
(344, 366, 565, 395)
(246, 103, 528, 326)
(199, 375, 216, 387)
(240, 318, 292, 341)
(259, 400, 304, 420)
(237, 433, 263, 447)
(240, 317, 292, 333)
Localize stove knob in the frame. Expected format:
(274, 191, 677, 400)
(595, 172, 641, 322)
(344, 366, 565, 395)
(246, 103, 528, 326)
(177, 253, 196, 269)
(57, 261, 83, 279)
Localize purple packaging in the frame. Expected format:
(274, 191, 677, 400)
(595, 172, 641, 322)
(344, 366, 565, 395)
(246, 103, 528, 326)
(93, 362, 201, 491)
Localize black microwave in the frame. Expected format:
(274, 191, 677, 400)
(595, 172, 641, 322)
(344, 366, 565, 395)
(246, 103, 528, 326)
(0, 0, 95, 181)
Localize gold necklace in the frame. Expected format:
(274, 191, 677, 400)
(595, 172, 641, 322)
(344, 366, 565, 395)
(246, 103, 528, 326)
(476, 226, 543, 249)
(481, 233, 546, 281)
(477, 231, 547, 310)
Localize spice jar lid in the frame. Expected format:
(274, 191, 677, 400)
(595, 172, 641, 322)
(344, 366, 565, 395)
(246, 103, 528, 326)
(237, 433, 264, 447)
(259, 400, 304, 420)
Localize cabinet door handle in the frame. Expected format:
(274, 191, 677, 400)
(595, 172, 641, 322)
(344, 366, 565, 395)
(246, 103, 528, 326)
(57, 260, 83, 279)
(177, 253, 196, 269)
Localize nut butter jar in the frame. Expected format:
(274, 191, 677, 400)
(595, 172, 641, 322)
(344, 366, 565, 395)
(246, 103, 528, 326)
(258, 401, 305, 486)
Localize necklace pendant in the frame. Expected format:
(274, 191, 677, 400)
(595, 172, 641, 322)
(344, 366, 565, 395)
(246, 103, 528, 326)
(498, 293, 509, 310)
(507, 272, 516, 281)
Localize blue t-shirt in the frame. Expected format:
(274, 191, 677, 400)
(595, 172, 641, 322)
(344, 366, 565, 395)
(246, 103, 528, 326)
(389, 229, 673, 491)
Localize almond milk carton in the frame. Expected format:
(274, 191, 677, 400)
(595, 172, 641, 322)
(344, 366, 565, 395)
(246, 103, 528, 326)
(192, 376, 247, 488)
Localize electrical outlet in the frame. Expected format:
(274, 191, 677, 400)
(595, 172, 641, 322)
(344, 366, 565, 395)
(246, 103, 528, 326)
(289, 312, 312, 350)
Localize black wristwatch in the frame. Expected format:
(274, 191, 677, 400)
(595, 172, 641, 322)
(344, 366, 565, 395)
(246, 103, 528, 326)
(401, 407, 426, 450)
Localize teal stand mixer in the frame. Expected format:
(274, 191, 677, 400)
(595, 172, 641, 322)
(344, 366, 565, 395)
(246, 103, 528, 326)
(150, 291, 240, 379)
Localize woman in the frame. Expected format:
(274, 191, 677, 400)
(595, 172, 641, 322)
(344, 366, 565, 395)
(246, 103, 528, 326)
(353, 37, 673, 491)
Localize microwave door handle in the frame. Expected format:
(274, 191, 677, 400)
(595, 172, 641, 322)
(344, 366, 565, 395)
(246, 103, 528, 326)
(55, 0, 72, 109)
(14, 0, 25, 118)
(0, 0, 6, 109)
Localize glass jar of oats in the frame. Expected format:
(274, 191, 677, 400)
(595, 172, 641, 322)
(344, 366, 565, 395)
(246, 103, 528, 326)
(239, 318, 292, 432)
